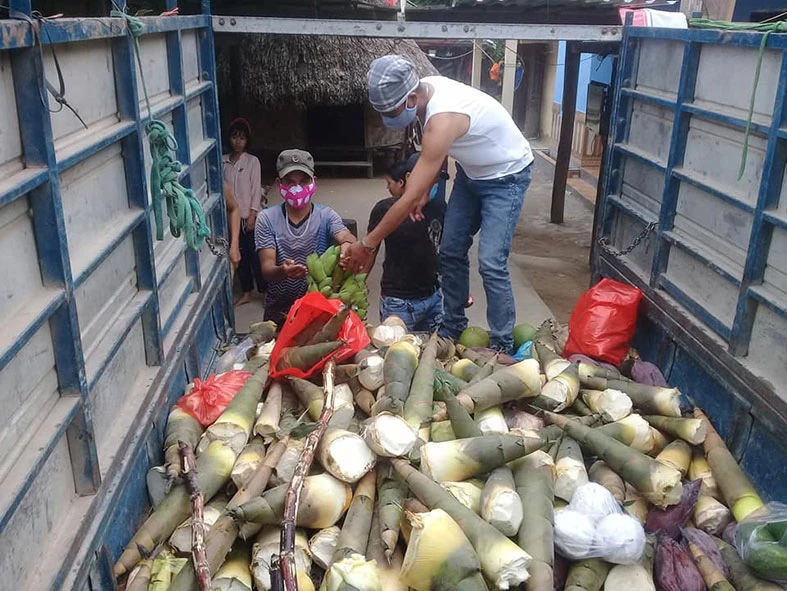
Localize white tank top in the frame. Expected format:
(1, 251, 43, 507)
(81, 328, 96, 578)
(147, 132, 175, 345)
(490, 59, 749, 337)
(423, 76, 533, 181)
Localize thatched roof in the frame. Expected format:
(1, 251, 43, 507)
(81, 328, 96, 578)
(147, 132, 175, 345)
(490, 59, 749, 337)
(229, 35, 438, 108)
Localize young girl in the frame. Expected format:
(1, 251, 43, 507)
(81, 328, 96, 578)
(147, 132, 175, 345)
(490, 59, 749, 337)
(222, 118, 265, 305)
(368, 153, 446, 332)
(255, 149, 356, 326)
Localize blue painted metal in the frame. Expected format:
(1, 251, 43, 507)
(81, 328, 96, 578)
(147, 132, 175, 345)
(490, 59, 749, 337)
(649, 40, 699, 288)
(597, 26, 787, 518)
(71, 212, 146, 288)
(57, 121, 137, 171)
(162, 282, 197, 337)
(619, 86, 676, 110)
(729, 51, 787, 356)
(0, 168, 49, 209)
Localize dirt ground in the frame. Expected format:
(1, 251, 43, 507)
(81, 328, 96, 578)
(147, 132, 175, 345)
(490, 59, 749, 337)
(510, 155, 594, 324)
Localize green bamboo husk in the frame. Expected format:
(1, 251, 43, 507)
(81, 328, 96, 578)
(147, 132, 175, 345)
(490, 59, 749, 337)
(430, 420, 456, 442)
(577, 362, 622, 381)
(565, 558, 611, 591)
(249, 320, 277, 345)
(253, 381, 283, 439)
(588, 461, 626, 504)
(333, 468, 377, 562)
(595, 414, 655, 453)
(401, 508, 489, 591)
(544, 411, 683, 509)
(113, 440, 237, 577)
(230, 472, 352, 527)
(442, 479, 485, 513)
(475, 406, 509, 435)
(554, 436, 589, 502)
(373, 340, 419, 415)
(434, 369, 468, 401)
(572, 397, 596, 417)
(275, 340, 343, 372)
(419, 432, 545, 482)
(451, 359, 542, 415)
(581, 389, 633, 423)
(689, 449, 722, 500)
(533, 338, 569, 379)
(532, 363, 580, 412)
(125, 558, 153, 591)
(642, 415, 707, 445)
(442, 385, 483, 439)
(655, 439, 692, 477)
(581, 377, 682, 417)
(696, 408, 764, 521)
(288, 377, 354, 429)
(163, 406, 204, 480)
(512, 450, 556, 591)
(212, 540, 253, 591)
(231, 436, 267, 489)
(714, 537, 783, 591)
(687, 540, 735, 591)
(306, 305, 350, 345)
(392, 459, 532, 590)
(468, 353, 500, 385)
(451, 358, 482, 382)
(198, 364, 269, 454)
(404, 334, 439, 432)
(367, 499, 408, 590)
(377, 461, 408, 562)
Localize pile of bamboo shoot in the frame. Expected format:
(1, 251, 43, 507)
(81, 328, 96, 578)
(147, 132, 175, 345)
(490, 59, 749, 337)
(115, 317, 782, 591)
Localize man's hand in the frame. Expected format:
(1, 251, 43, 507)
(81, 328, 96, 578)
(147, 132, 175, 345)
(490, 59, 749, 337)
(229, 244, 241, 268)
(343, 241, 374, 274)
(245, 210, 258, 232)
(409, 190, 430, 222)
(281, 259, 308, 278)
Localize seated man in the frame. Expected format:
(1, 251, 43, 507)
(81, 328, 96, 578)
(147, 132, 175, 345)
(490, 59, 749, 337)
(255, 149, 356, 326)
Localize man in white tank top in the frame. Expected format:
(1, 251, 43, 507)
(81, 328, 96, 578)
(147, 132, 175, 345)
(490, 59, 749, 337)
(345, 55, 533, 353)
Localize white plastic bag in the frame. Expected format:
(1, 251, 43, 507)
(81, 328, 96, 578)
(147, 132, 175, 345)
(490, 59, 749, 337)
(554, 482, 646, 564)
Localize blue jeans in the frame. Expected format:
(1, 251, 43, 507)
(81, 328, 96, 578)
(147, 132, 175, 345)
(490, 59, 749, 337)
(380, 290, 444, 333)
(439, 165, 531, 353)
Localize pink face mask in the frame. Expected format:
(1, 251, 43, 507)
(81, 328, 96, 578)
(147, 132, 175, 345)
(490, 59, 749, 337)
(279, 180, 316, 209)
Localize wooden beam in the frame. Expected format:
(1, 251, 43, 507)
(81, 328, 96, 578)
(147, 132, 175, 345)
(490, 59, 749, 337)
(551, 42, 580, 224)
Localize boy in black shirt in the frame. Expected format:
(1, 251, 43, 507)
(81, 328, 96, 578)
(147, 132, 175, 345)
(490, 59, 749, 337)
(368, 154, 446, 332)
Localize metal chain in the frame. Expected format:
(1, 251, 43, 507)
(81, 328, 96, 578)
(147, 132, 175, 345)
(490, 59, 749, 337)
(205, 235, 228, 258)
(598, 221, 657, 257)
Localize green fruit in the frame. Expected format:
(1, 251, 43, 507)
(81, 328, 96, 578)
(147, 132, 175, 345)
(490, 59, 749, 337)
(458, 326, 490, 348)
(513, 323, 538, 349)
(320, 285, 333, 296)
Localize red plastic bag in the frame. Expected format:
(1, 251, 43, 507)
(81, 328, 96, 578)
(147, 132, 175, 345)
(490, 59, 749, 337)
(177, 370, 252, 426)
(270, 292, 370, 380)
(563, 278, 643, 365)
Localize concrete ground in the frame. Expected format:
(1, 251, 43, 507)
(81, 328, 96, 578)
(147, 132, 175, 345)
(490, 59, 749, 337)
(233, 153, 593, 332)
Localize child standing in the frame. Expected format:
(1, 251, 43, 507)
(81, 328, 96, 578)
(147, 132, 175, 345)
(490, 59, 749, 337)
(368, 153, 446, 332)
(255, 149, 356, 326)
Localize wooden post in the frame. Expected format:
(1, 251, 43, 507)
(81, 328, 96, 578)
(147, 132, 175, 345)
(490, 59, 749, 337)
(551, 42, 580, 224)
(471, 40, 482, 89)
(502, 40, 518, 115)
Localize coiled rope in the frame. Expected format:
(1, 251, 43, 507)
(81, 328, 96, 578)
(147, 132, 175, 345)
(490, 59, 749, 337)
(112, 8, 212, 251)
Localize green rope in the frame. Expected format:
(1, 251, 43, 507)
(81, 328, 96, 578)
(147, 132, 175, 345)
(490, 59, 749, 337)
(112, 8, 211, 250)
(689, 18, 787, 180)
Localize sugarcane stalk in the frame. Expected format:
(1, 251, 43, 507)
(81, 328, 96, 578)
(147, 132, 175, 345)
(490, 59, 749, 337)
(114, 440, 236, 577)
(565, 558, 611, 591)
(392, 459, 532, 590)
(403, 334, 439, 433)
(687, 540, 735, 591)
(544, 411, 683, 508)
(332, 468, 377, 564)
(164, 407, 204, 482)
(275, 340, 343, 372)
(178, 441, 210, 591)
(589, 461, 625, 504)
(373, 340, 419, 416)
(306, 305, 350, 345)
(512, 450, 556, 591)
(280, 359, 336, 591)
(255, 381, 284, 439)
(581, 377, 682, 417)
(419, 432, 546, 482)
(642, 415, 707, 445)
(695, 408, 764, 521)
(253, 527, 313, 591)
(169, 495, 227, 555)
(554, 436, 589, 502)
(377, 461, 407, 563)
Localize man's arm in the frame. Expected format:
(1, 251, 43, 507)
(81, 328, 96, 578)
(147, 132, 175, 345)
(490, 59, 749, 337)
(364, 112, 468, 249)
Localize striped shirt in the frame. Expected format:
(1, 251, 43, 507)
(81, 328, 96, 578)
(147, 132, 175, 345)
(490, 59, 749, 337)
(255, 203, 346, 323)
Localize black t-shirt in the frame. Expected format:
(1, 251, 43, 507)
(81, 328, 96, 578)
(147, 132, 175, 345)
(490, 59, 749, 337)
(367, 197, 445, 299)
